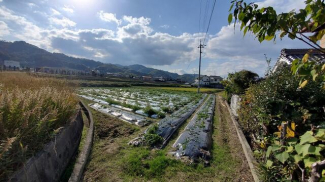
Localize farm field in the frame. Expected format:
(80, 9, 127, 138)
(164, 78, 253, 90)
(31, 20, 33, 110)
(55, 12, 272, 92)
(81, 89, 253, 181)
(78, 87, 204, 126)
(143, 86, 222, 93)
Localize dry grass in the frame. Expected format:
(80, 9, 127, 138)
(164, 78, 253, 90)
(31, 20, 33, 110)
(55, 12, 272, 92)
(0, 72, 78, 180)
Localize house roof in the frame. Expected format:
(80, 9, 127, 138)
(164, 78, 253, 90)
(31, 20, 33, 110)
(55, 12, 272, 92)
(279, 49, 325, 64)
(273, 48, 325, 72)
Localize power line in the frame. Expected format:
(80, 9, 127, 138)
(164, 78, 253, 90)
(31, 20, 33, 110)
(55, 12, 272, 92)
(203, 0, 216, 45)
(198, 0, 203, 34)
(202, 0, 210, 35)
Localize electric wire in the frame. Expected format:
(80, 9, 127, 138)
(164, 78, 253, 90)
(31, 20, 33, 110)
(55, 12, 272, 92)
(203, 0, 217, 45)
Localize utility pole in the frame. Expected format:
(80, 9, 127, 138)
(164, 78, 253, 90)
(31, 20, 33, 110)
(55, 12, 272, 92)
(198, 40, 205, 93)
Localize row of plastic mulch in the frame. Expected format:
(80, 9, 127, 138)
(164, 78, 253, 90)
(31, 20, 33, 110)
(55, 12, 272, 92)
(172, 94, 216, 161)
(155, 94, 207, 147)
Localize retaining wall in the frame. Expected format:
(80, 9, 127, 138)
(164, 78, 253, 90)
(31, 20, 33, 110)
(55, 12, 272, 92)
(230, 94, 241, 117)
(69, 101, 95, 182)
(9, 110, 83, 182)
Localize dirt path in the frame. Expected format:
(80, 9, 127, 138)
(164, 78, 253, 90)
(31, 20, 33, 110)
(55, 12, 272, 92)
(215, 95, 253, 181)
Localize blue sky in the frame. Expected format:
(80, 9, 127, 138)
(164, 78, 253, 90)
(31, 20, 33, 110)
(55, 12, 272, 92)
(0, 0, 308, 77)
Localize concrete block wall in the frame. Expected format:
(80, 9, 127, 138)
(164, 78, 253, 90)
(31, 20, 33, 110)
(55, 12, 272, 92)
(10, 110, 83, 182)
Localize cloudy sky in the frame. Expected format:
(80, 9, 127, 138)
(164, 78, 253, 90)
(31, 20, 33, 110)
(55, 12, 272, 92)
(0, 0, 308, 77)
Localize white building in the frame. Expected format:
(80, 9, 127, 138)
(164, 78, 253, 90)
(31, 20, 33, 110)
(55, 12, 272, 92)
(4, 60, 21, 70)
(193, 75, 223, 86)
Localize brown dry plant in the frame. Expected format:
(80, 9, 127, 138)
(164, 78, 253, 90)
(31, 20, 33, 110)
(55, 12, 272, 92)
(0, 72, 78, 180)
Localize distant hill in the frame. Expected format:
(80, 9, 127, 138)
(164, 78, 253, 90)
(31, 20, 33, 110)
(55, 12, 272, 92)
(0, 41, 197, 83)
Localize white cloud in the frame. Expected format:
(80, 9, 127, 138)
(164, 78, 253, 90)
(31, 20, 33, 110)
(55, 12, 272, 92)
(203, 23, 307, 76)
(62, 6, 74, 13)
(117, 16, 153, 39)
(27, 3, 36, 8)
(256, 0, 305, 13)
(0, 21, 10, 36)
(98, 11, 121, 25)
(49, 17, 76, 27)
(0, 6, 47, 48)
(204, 60, 265, 77)
(160, 25, 169, 29)
(51, 8, 61, 16)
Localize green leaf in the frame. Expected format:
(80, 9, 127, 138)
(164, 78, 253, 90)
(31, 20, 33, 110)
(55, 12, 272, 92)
(288, 33, 296, 39)
(228, 14, 233, 24)
(300, 131, 317, 144)
(238, 12, 245, 21)
(311, 69, 318, 81)
(229, 3, 234, 12)
(286, 146, 294, 153)
(315, 129, 325, 139)
(271, 145, 281, 151)
(280, 31, 287, 38)
(240, 22, 245, 30)
(243, 26, 249, 36)
(287, 137, 298, 145)
(294, 155, 303, 163)
(265, 35, 274, 41)
(266, 160, 273, 168)
(275, 152, 289, 164)
(304, 157, 316, 168)
(295, 144, 303, 154)
(314, 146, 322, 156)
(300, 144, 319, 157)
(322, 64, 325, 71)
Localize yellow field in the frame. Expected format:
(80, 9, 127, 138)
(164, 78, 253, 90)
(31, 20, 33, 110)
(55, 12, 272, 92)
(144, 86, 223, 93)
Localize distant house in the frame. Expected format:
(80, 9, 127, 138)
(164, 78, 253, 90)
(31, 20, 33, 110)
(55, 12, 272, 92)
(193, 75, 223, 88)
(273, 49, 325, 72)
(153, 76, 166, 82)
(4, 60, 20, 70)
(142, 76, 152, 81)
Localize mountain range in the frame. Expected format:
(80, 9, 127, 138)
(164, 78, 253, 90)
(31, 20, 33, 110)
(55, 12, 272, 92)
(0, 41, 197, 83)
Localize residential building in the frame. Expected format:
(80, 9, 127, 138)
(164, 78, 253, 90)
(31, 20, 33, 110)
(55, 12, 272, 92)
(142, 76, 152, 81)
(273, 49, 325, 72)
(153, 76, 166, 82)
(273, 35, 325, 72)
(4, 60, 20, 70)
(193, 75, 223, 86)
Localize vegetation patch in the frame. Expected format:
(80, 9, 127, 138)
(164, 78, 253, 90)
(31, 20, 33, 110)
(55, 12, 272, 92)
(0, 72, 78, 180)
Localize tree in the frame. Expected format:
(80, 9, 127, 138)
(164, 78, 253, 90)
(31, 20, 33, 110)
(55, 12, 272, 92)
(228, 0, 325, 89)
(221, 70, 258, 100)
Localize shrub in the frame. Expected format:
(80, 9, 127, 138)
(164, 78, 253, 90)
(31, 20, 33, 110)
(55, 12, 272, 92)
(222, 70, 259, 101)
(238, 68, 325, 180)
